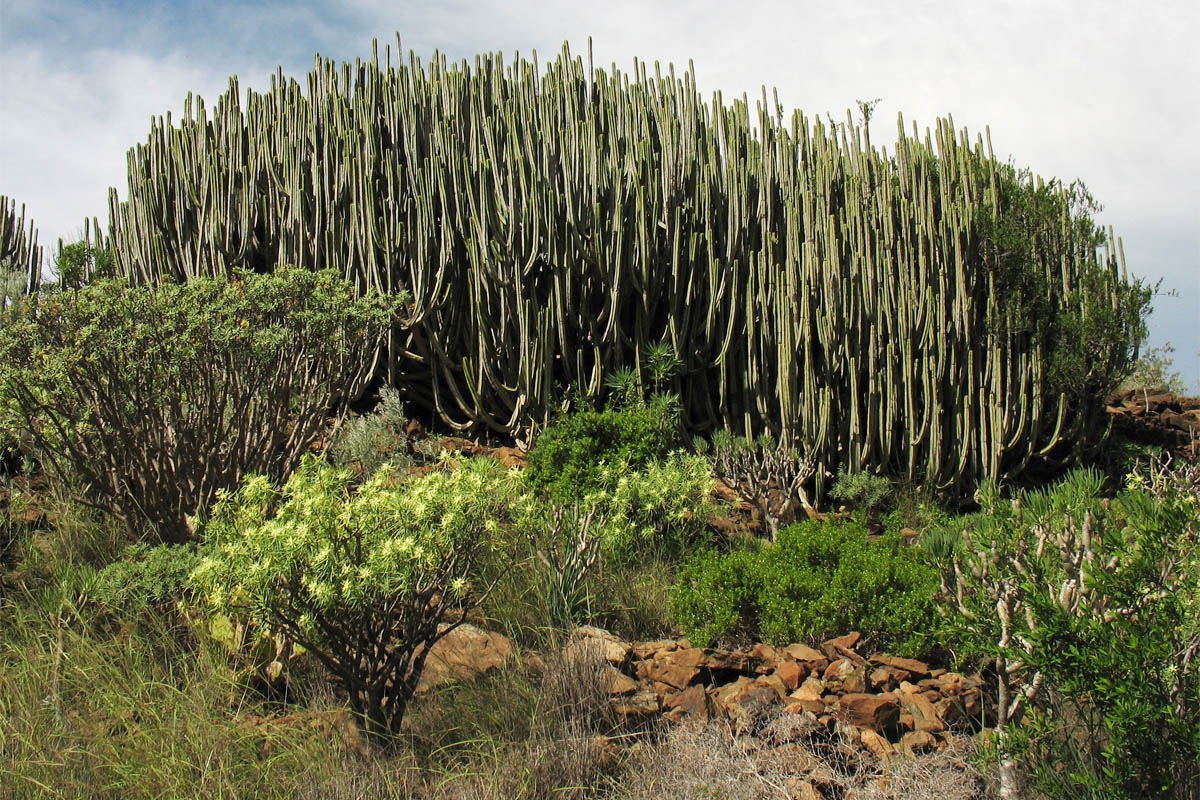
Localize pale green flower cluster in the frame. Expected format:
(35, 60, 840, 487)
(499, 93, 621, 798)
(191, 454, 524, 635)
(582, 451, 716, 558)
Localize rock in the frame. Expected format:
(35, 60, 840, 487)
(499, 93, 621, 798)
(415, 624, 514, 693)
(491, 446, 527, 468)
(820, 632, 862, 660)
(785, 779, 824, 800)
(714, 677, 783, 733)
(775, 659, 804, 690)
(604, 666, 639, 696)
(900, 691, 945, 732)
(901, 729, 939, 755)
(640, 656, 699, 690)
(631, 639, 678, 660)
(869, 665, 904, 691)
(790, 675, 825, 702)
(751, 642, 779, 668)
(611, 688, 660, 718)
(567, 625, 630, 666)
(782, 643, 828, 664)
(859, 727, 895, 759)
(757, 672, 790, 700)
(868, 653, 932, 679)
(784, 698, 827, 714)
(663, 684, 711, 722)
(837, 693, 900, 732)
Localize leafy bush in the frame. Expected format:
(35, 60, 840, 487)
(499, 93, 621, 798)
(671, 518, 939, 655)
(830, 468, 893, 517)
(191, 454, 524, 742)
(92, 543, 202, 620)
(0, 267, 398, 542)
(325, 386, 436, 477)
(932, 467, 1200, 799)
(524, 394, 682, 504)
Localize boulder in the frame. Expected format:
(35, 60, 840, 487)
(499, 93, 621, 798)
(837, 693, 900, 732)
(415, 624, 514, 693)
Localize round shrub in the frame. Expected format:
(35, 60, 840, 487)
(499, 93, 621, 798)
(670, 518, 940, 656)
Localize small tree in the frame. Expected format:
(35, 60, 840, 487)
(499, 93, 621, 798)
(700, 430, 816, 539)
(0, 267, 398, 542)
(192, 454, 523, 743)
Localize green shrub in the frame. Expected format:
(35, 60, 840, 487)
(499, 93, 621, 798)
(0, 267, 398, 542)
(524, 394, 682, 504)
(325, 386, 437, 477)
(92, 543, 202, 621)
(830, 468, 893, 517)
(191, 453, 524, 742)
(933, 466, 1200, 799)
(671, 518, 939, 655)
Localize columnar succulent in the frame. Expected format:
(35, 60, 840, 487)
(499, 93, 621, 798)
(101, 38, 1146, 502)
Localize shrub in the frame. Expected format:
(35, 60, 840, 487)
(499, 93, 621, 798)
(0, 267, 398, 542)
(829, 468, 893, 517)
(92, 543, 202, 621)
(325, 386, 436, 477)
(671, 518, 939, 655)
(932, 467, 1200, 800)
(700, 430, 816, 539)
(524, 394, 682, 504)
(191, 454, 524, 743)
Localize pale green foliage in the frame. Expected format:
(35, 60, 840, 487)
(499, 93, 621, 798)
(191, 453, 526, 740)
(326, 386, 436, 476)
(1119, 341, 1186, 394)
(583, 451, 717, 560)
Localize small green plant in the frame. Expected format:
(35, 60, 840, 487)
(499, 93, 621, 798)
(671, 518, 939, 655)
(829, 468, 893, 517)
(0, 267, 398, 542)
(91, 543, 203, 621)
(524, 394, 682, 504)
(326, 386, 434, 476)
(191, 454, 524, 743)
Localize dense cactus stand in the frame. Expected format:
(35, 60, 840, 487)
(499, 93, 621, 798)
(94, 37, 1142, 501)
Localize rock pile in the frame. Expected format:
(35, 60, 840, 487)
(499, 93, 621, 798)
(1107, 389, 1200, 460)
(570, 626, 986, 758)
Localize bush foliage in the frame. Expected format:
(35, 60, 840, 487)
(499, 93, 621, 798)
(671, 518, 940, 655)
(191, 454, 524, 741)
(0, 267, 397, 542)
(524, 395, 682, 504)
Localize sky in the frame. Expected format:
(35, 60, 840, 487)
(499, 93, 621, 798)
(2, 0, 1197, 391)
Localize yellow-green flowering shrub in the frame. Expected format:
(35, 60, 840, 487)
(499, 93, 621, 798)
(191, 453, 524, 742)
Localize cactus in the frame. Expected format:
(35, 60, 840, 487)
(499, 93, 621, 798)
(98, 38, 1146, 504)
(0, 196, 42, 297)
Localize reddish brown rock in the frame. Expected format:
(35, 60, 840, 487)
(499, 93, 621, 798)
(490, 446, 526, 468)
(869, 665, 904, 691)
(901, 730, 939, 755)
(859, 727, 895, 759)
(663, 684, 711, 722)
(775, 659, 804, 691)
(782, 643, 827, 664)
(604, 666, 639, 696)
(900, 692, 945, 733)
(641, 658, 699, 690)
(632, 639, 678, 660)
(868, 653, 932, 679)
(567, 626, 630, 666)
(611, 688, 660, 718)
(790, 676, 825, 703)
(415, 624, 514, 693)
(838, 693, 900, 732)
(757, 672, 790, 700)
(821, 632, 862, 660)
(714, 677, 782, 733)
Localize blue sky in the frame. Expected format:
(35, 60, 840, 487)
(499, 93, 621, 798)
(2, 0, 1197, 390)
